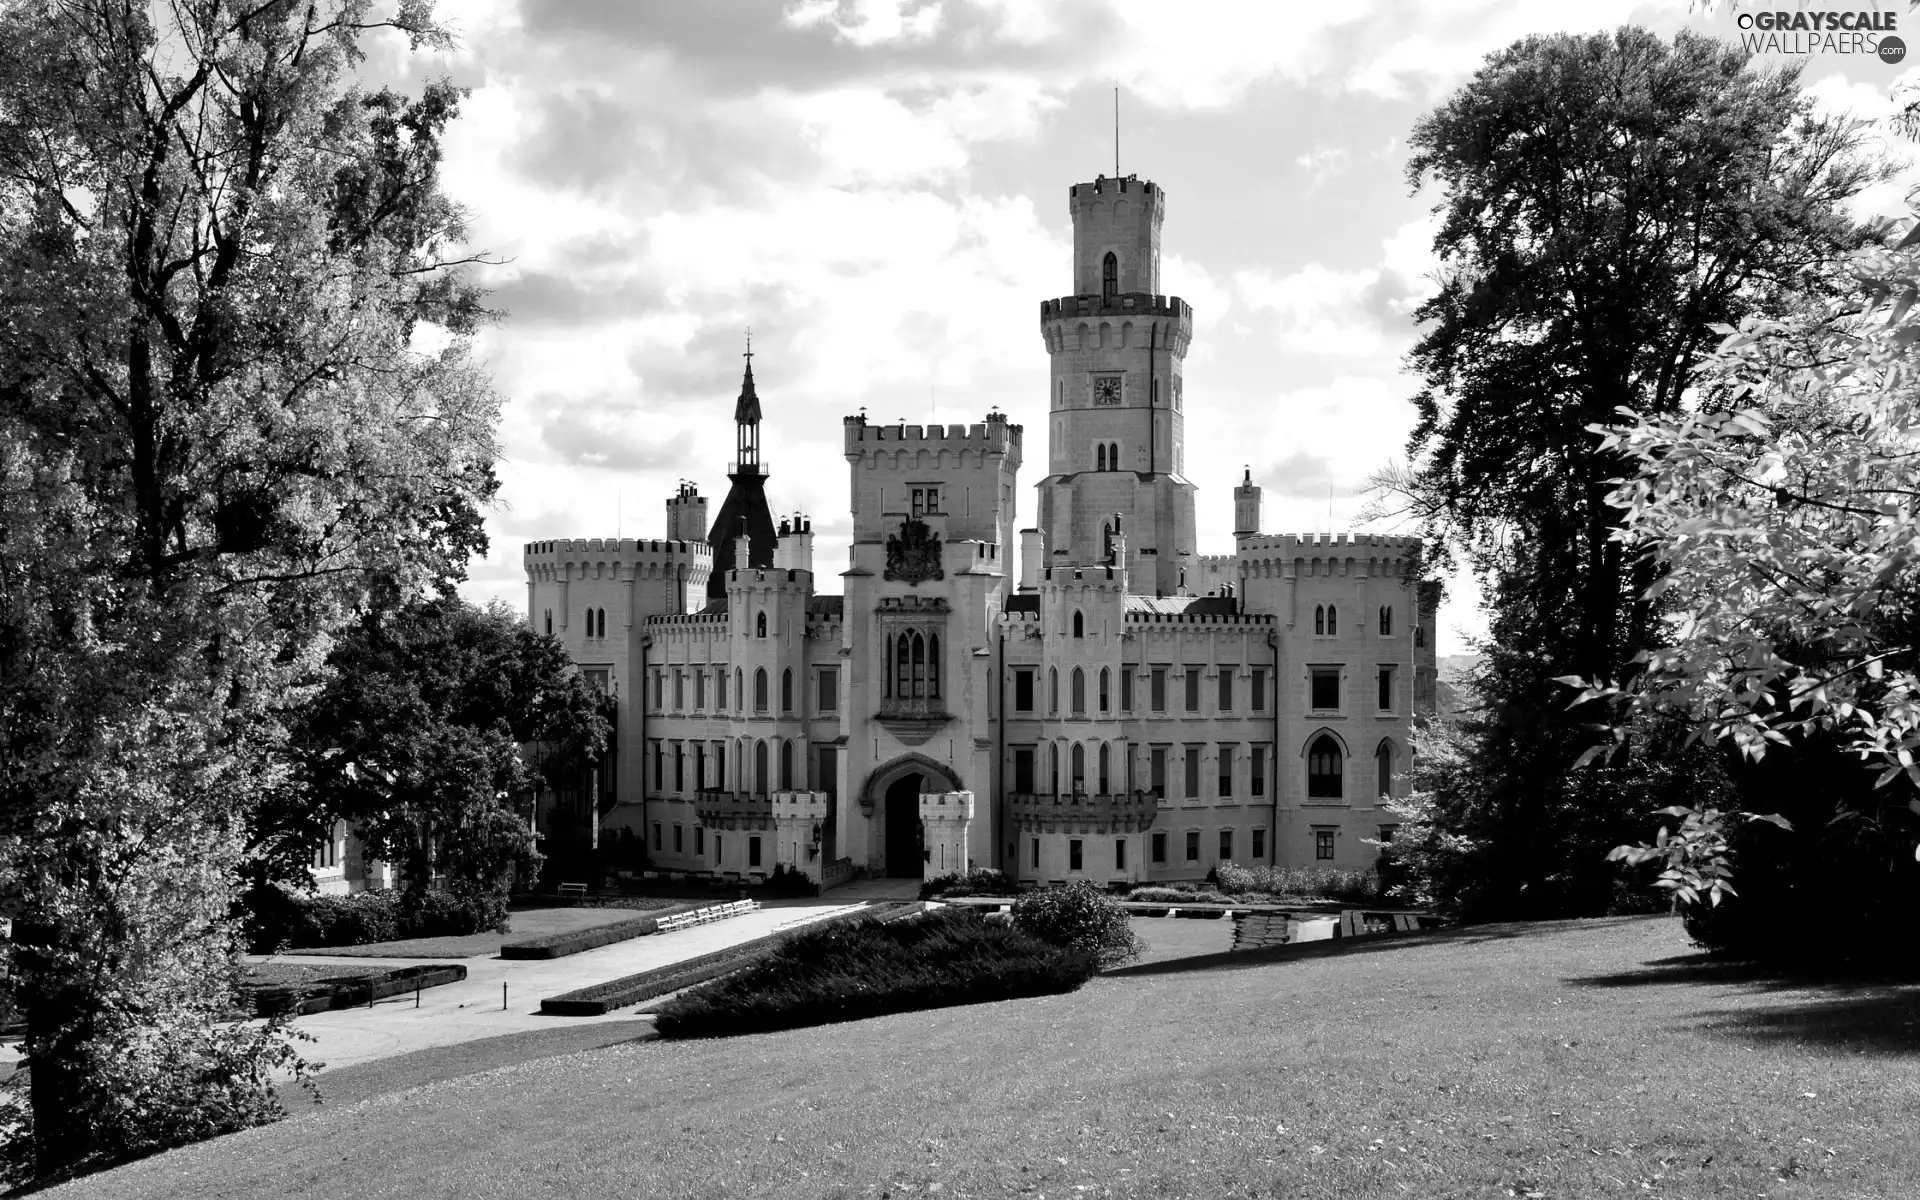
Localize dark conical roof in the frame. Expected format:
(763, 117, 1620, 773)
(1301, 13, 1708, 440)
(706, 478, 776, 599)
(735, 360, 761, 424)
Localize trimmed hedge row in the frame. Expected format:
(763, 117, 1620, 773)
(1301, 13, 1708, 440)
(540, 904, 914, 1016)
(242, 885, 505, 953)
(652, 907, 1097, 1039)
(498, 904, 706, 960)
(249, 963, 468, 1017)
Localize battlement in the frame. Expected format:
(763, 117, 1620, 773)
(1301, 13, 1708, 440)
(1040, 565, 1127, 588)
(1126, 611, 1274, 627)
(525, 538, 711, 560)
(842, 412, 1023, 455)
(644, 612, 729, 627)
(727, 566, 813, 590)
(1040, 293, 1190, 322)
(1237, 533, 1422, 554)
(1069, 175, 1159, 200)
(1009, 790, 1161, 833)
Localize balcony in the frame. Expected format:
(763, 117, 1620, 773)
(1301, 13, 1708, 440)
(1008, 791, 1162, 834)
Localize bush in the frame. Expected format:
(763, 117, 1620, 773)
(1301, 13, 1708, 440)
(919, 868, 1019, 900)
(238, 885, 504, 953)
(767, 864, 820, 898)
(1126, 886, 1235, 904)
(652, 908, 1095, 1038)
(1211, 862, 1384, 904)
(1010, 881, 1144, 968)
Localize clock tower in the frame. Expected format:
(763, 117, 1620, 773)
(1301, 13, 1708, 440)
(1034, 174, 1197, 596)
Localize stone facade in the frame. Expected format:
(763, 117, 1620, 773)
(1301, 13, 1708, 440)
(524, 171, 1439, 888)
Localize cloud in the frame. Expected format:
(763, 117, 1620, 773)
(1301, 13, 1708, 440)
(1260, 450, 1341, 499)
(1294, 143, 1351, 186)
(539, 406, 699, 471)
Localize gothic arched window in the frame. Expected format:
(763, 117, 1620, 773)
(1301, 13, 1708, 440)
(1049, 667, 1059, 713)
(1073, 610, 1084, 638)
(1326, 605, 1338, 636)
(1379, 605, 1392, 635)
(756, 612, 767, 638)
(928, 633, 941, 699)
(1102, 251, 1118, 300)
(1314, 605, 1325, 636)
(1048, 743, 1060, 796)
(1375, 739, 1393, 798)
(781, 669, 793, 712)
(1109, 442, 1120, 470)
(544, 610, 552, 636)
(1071, 743, 1086, 792)
(1071, 667, 1086, 714)
(1307, 735, 1344, 799)
(754, 668, 768, 712)
(1415, 626, 1426, 649)
(780, 740, 794, 791)
(1098, 742, 1110, 793)
(1098, 667, 1111, 713)
(754, 739, 769, 796)
(1096, 444, 1107, 472)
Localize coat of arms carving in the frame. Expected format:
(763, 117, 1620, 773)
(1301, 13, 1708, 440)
(884, 517, 944, 583)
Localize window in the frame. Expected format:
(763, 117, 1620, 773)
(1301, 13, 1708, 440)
(1379, 605, 1392, 635)
(1251, 668, 1266, 711)
(1069, 839, 1083, 871)
(780, 740, 793, 790)
(1049, 744, 1059, 795)
(1415, 626, 1427, 649)
(1378, 666, 1393, 711)
(1308, 735, 1343, 799)
(652, 742, 663, 790)
(910, 486, 941, 516)
(749, 836, 762, 868)
(1071, 743, 1085, 792)
(754, 668, 769, 712)
(754, 740, 769, 796)
(1151, 832, 1167, 863)
(1032, 838, 1040, 869)
(1014, 669, 1035, 712)
(652, 671, 663, 710)
(1115, 839, 1127, 870)
(817, 667, 838, 712)
(673, 743, 684, 792)
(1218, 670, 1233, 712)
(1097, 743, 1111, 793)
(1102, 251, 1118, 300)
(1327, 605, 1338, 636)
(714, 833, 723, 863)
(1185, 830, 1200, 862)
(893, 630, 938, 700)
(1310, 668, 1340, 711)
(674, 671, 684, 711)
(1315, 829, 1336, 861)
(1013, 747, 1035, 793)
(1120, 667, 1134, 710)
(1071, 668, 1086, 714)
(1314, 605, 1324, 636)
(713, 742, 724, 790)
(1183, 745, 1201, 798)
(652, 822, 662, 851)
(1099, 668, 1111, 713)
(1185, 665, 1202, 713)
(1150, 667, 1167, 712)
(781, 668, 793, 713)
(1150, 746, 1168, 797)
(1219, 830, 1233, 862)
(694, 826, 704, 855)
(1218, 744, 1233, 798)
(544, 610, 552, 636)
(695, 671, 705, 710)
(732, 668, 741, 712)
(695, 744, 706, 790)
(1097, 444, 1107, 471)
(1252, 828, 1266, 860)
(1049, 667, 1059, 713)
(1376, 740, 1393, 798)
(756, 611, 767, 638)
(1073, 610, 1084, 638)
(673, 824, 684, 853)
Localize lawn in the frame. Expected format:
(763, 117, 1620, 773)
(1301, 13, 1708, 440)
(280, 903, 674, 958)
(52, 914, 1920, 1199)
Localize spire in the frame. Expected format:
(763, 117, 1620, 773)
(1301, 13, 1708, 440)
(735, 329, 761, 425)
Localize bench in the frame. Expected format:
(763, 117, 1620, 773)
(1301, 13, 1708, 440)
(557, 882, 588, 902)
(1393, 913, 1419, 932)
(1339, 909, 1364, 939)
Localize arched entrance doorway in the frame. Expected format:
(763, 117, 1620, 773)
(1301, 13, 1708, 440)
(883, 774, 925, 878)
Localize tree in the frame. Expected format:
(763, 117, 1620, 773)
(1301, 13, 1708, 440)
(0, 1, 496, 1183)
(1591, 229, 1920, 962)
(260, 598, 610, 932)
(1383, 27, 1884, 917)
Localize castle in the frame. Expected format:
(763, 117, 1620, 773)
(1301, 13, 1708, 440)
(522, 172, 1440, 888)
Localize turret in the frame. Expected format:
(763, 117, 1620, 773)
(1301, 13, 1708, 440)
(1233, 466, 1262, 538)
(707, 340, 778, 599)
(774, 514, 815, 574)
(667, 481, 709, 543)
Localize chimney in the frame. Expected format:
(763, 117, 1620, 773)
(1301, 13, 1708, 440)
(1019, 528, 1042, 592)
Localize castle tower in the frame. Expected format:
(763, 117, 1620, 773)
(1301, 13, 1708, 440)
(706, 345, 777, 600)
(667, 481, 709, 543)
(1036, 174, 1196, 596)
(1233, 467, 1262, 538)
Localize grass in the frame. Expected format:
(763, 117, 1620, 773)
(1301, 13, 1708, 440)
(52, 914, 1920, 1199)
(279, 903, 673, 959)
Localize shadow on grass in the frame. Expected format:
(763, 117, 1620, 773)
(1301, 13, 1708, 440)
(1567, 950, 1920, 1056)
(1104, 915, 1661, 980)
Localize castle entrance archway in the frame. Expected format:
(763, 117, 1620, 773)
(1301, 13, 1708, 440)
(862, 754, 964, 878)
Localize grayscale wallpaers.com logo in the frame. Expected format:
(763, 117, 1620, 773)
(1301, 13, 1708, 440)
(1730, 9, 1906, 60)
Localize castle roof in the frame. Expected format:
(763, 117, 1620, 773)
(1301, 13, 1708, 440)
(734, 360, 760, 425)
(1123, 595, 1237, 616)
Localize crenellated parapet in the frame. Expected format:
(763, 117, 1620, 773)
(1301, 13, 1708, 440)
(842, 413, 1024, 460)
(1009, 791, 1161, 835)
(692, 791, 773, 832)
(1234, 532, 1423, 582)
(1125, 611, 1274, 626)
(524, 537, 713, 585)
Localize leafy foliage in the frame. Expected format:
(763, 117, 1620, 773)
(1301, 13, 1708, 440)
(652, 909, 1097, 1039)
(239, 885, 502, 954)
(0, 0, 495, 1182)
(1009, 881, 1145, 969)
(1380, 27, 1877, 919)
(919, 868, 1019, 900)
(1211, 863, 1384, 905)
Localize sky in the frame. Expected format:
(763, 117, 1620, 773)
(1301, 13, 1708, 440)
(357, 0, 1920, 656)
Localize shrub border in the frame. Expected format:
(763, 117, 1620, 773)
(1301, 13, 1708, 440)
(498, 903, 703, 960)
(539, 903, 918, 1016)
(248, 963, 468, 1017)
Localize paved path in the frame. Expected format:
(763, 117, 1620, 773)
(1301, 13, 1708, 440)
(277, 898, 879, 1074)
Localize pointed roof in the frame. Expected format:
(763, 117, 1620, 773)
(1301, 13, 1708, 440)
(735, 353, 761, 425)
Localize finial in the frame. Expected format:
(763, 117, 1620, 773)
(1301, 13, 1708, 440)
(744, 326, 753, 363)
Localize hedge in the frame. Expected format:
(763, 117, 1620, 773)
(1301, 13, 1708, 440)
(540, 904, 914, 1016)
(651, 908, 1097, 1039)
(248, 963, 468, 1017)
(498, 906, 698, 960)
(241, 885, 504, 953)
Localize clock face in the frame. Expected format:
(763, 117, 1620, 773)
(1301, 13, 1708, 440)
(1093, 376, 1122, 405)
